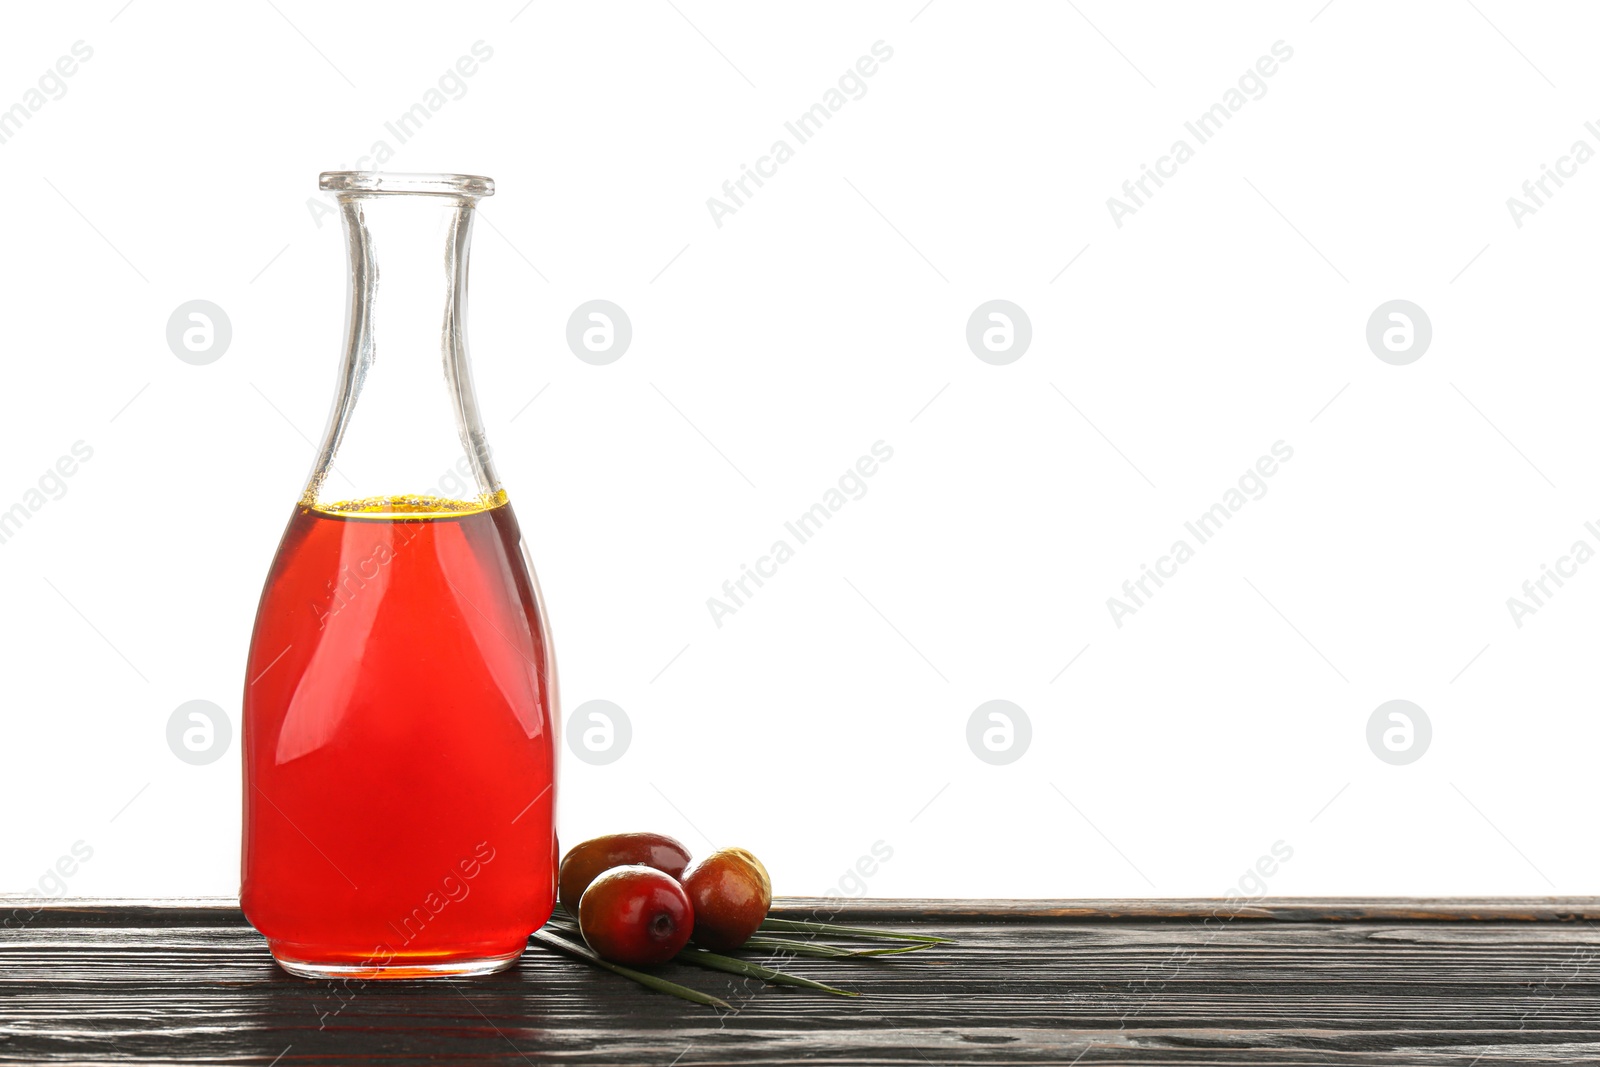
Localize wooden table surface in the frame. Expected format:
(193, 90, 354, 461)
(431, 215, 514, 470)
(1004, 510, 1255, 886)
(5, 897, 1600, 1065)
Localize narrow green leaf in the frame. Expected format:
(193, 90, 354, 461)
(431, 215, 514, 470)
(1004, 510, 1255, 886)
(840, 942, 937, 957)
(677, 947, 858, 996)
(759, 917, 954, 944)
(530, 930, 732, 1010)
(737, 935, 854, 958)
(743, 935, 934, 957)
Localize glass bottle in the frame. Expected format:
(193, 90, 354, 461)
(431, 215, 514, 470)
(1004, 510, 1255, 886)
(241, 172, 558, 979)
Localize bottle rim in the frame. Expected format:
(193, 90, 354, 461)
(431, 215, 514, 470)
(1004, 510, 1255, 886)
(318, 172, 494, 197)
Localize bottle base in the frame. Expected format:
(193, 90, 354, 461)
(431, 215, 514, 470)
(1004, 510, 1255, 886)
(271, 945, 526, 980)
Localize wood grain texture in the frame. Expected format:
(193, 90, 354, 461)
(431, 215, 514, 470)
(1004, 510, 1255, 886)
(4, 899, 1600, 1065)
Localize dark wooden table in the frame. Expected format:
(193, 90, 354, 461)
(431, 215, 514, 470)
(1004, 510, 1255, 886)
(4, 897, 1600, 1064)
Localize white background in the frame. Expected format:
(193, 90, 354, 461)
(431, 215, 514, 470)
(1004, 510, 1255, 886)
(3, 0, 1596, 902)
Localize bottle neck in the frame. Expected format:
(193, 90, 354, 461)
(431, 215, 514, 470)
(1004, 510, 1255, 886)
(303, 190, 500, 516)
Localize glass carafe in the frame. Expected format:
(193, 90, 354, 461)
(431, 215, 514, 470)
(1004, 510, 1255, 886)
(241, 172, 558, 979)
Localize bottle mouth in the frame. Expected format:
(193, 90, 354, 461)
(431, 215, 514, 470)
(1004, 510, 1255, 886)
(319, 172, 494, 198)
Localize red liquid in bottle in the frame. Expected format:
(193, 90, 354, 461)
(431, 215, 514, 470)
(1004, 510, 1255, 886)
(241, 495, 556, 978)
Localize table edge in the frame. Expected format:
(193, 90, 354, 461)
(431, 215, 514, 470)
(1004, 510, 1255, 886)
(7, 896, 1600, 926)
